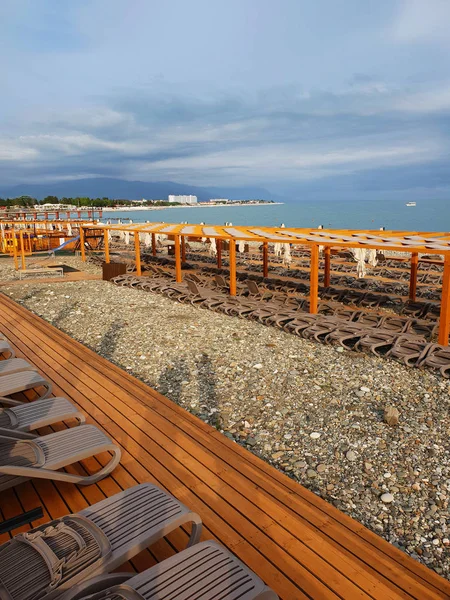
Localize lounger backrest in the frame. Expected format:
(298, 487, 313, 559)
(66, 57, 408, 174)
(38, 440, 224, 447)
(186, 279, 200, 295)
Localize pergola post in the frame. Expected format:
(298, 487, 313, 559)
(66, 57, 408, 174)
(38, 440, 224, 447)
(152, 233, 157, 256)
(409, 252, 418, 301)
(181, 235, 186, 263)
(438, 254, 450, 346)
(309, 244, 319, 314)
(263, 242, 269, 278)
(324, 246, 331, 287)
(12, 233, 18, 270)
(80, 227, 86, 261)
(174, 235, 182, 283)
(104, 229, 110, 264)
(19, 230, 26, 270)
(229, 239, 237, 296)
(134, 232, 142, 276)
(217, 239, 222, 269)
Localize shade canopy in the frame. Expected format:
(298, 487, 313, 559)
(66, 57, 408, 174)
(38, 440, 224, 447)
(84, 222, 450, 255)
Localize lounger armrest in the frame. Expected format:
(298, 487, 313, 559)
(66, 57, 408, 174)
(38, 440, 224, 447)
(0, 428, 37, 440)
(58, 573, 134, 600)
(0, 396, 23, 407)
(0, 445, 121, 484)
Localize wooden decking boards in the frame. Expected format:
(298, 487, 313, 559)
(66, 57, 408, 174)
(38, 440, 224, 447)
(0, 292, 449, 599)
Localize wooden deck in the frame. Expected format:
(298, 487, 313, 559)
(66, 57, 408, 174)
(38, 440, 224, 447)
(0, 291, 449, 599)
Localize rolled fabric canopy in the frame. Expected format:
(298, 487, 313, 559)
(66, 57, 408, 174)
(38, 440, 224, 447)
(209, 237, 217, 256)
(352, 248, 367, 278)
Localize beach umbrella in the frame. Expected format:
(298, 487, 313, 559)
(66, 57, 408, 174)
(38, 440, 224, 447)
(273, 242, 282, 257)
(238, 240, 245, 253)
(209, 237, 217, 256)
(144, 233, 151, 247)
(67, 223, 72, 237)
(124, 231, 130, 245)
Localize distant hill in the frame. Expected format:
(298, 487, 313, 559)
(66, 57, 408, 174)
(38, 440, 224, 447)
(0, 177, 278, 202)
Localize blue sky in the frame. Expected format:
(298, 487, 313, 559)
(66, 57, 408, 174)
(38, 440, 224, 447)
(1, 0, 450, 198)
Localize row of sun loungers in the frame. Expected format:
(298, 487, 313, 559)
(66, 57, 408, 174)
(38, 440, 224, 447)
(0, 335, 278, 599)
(111, 273, 450, 377)
(0, 482, 277, 600)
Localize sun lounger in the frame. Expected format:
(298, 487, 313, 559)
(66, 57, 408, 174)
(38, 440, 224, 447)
(325, 323, 367, 350)
(417, 344, 450, 377)
(0, 482, 202, 600)
(0, 340, 15, 360)
(387, 336, 430, 367)
(0, 424, 121, 490)
(0, 358, 37, 377)
(60, 540, 278, 600)
(0, 371, 52, 405)
(0, 396, 85, 438)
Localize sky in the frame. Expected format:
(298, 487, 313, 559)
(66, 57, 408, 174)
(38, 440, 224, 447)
(1, 0, 450, 198)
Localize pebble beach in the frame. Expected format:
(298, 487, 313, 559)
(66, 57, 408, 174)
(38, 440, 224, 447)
(1, 257, 449, 578)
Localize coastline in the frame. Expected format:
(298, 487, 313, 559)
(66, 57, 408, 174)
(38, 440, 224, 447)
(103, 202, 283, 212)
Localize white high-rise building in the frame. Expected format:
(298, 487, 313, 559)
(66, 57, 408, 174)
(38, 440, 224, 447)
(168, 195, 198, 204)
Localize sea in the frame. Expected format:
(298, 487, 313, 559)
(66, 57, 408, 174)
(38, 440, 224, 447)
(98, 198, 450, 232)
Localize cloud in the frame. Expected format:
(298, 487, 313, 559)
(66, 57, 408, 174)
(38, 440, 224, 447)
(390, 0, 450, 44)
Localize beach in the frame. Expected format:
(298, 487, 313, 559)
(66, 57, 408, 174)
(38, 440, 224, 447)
(1, 255, 449, 578)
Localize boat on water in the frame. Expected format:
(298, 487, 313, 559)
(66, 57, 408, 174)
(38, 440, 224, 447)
(406, 202, 416, 207)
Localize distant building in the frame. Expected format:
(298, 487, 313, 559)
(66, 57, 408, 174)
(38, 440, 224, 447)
(210, 198, 229, 203)
(168, 194, 198, 205)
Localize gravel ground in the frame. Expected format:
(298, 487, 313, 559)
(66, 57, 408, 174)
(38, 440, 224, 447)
(1, 271, 450, 578)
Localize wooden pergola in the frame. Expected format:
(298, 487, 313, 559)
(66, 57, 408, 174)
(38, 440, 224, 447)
(80, 222, 450, 346)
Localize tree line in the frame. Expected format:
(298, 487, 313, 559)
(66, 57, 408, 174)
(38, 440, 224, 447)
(0, 196, 179, 208)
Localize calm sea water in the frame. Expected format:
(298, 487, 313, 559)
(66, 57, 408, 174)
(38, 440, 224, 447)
(99, 199, 450, 232)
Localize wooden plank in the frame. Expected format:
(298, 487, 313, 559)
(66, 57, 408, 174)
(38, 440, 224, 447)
(80, 226, 86, 261)
(216, 239, 222, 269)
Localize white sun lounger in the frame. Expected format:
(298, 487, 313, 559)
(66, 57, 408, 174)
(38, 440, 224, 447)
(0, 358, 37, 377)
(60, 540, 279, 600)
(0, 483, 202, 600)
(0, 423, 121, 491)
(0, 396, 85, 439)
(0, 370, 52, 405)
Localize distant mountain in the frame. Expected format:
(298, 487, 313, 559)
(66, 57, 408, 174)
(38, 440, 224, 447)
(0, 177, 279, 202)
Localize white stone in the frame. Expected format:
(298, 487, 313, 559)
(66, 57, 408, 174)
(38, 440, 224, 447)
(346, 450, 357, 461)
(336, 346, 344, 353)
(381, 493, 394, 503)
(360, 386, 370, 393)
(310, 432, 321, 439)
(253, 363, 263, 369)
